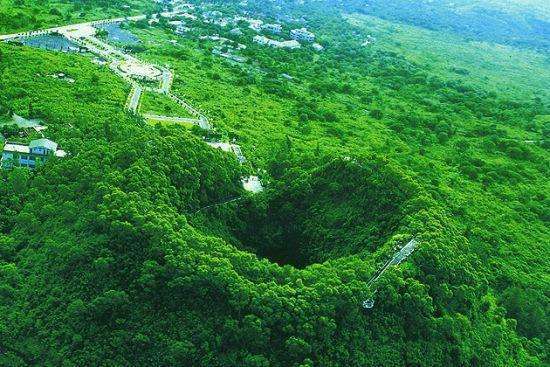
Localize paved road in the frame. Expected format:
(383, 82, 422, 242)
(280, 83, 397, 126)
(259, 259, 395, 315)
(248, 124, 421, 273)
(160, 69, 173, 94)
(0, 15, 146, 41)
(0, 11, 189, 41)
(2, 13, 214, 133)
(143, 114, 201, 125)
(167, 93, 201, 116)
(127, 85, 142, 113)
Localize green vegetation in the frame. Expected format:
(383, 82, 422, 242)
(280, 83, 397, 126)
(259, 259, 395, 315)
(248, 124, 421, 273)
(313, 0, 550, 51)
(144, 115, 195, 128)
(231, 157, 427, 268)
(139, 91, 195, 118)
(0, 0, 153, 34)
(344, 13, 550, 98)
(0, 0, 548, 366)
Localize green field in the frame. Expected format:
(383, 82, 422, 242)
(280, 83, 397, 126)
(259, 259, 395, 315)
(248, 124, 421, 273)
(139, 91, 195, 118)
(144, 115, 195, 128)
(345, 13, 550, 98)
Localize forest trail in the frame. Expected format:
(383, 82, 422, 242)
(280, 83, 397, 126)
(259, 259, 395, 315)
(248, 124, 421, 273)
(189, 196, 243, 215)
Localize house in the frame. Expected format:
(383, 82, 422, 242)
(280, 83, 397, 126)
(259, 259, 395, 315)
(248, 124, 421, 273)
(180, 12, 197, 20)
(212, 48, 247, 63)
(253, 35, 270, 45)
(262, 23, 282, 34)
(202, 10, 223, 20)
(230, 28, 243, 36)
(1, 138, 66, 169)
(312, 42, 324, 51)
(248, 19, 263, 32)
(174, 2, 194, 11)
(278, 40, 301, 49)
(168, 20, 184, 27)
(175, 24, 190, 35)
(290, 27, 315, 42)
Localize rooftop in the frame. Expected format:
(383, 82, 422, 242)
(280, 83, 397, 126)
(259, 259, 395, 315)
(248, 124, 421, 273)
(3, 143, 30, 154)
(29, 138, 58, 151)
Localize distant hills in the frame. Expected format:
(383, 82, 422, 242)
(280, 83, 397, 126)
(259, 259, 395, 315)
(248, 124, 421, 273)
(314, 0, 550, 51)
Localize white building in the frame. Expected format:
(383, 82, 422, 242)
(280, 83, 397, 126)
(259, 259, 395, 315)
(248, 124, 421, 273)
(242, 176, 264, 193)
(262, 23, 282, 34)
(175, 24, 190, 35)
(248, 19, 263, 32)
(290, 27, 315, 42)
(230, 28, 243, 36)
(174, 2, 194, 11)
(253, 35, 270, 45)
(178, 12, 197, 20)
(278, 40, 301, 49)
(312, 43, 324, 51)
(253, 35, 300, 49)
(1, 138, 66, 169)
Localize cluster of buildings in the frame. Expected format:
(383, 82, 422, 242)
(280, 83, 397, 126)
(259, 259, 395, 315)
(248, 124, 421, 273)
(262, 23, 282, 34)
(251, 25, 320, 50)
(159, 3, 323, 54)
(253, 35, 300, 49)
(290, 27, 315, 42)
(251, 24, 322, 51)
(1, 115, 66, 170)
(1, 138, 66, 169)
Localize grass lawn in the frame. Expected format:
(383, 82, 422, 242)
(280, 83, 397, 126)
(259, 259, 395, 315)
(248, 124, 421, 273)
(144, 115, 195, 128)
(139, 91, 196, 118)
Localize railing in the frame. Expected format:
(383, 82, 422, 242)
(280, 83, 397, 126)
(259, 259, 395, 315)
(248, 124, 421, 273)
(363, 239, 419, 309)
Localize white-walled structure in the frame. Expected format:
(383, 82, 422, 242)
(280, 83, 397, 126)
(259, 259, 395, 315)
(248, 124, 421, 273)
(253, 35, 300, 49)
(290, 27, 315, 42)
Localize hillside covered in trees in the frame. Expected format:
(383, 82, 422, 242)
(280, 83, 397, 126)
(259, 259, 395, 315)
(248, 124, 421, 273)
(0, 0, 548, 366)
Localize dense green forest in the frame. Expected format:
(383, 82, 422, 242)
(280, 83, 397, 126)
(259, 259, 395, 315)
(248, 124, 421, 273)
(0, 0, 548, 365)
(277, 0, 550, 51)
